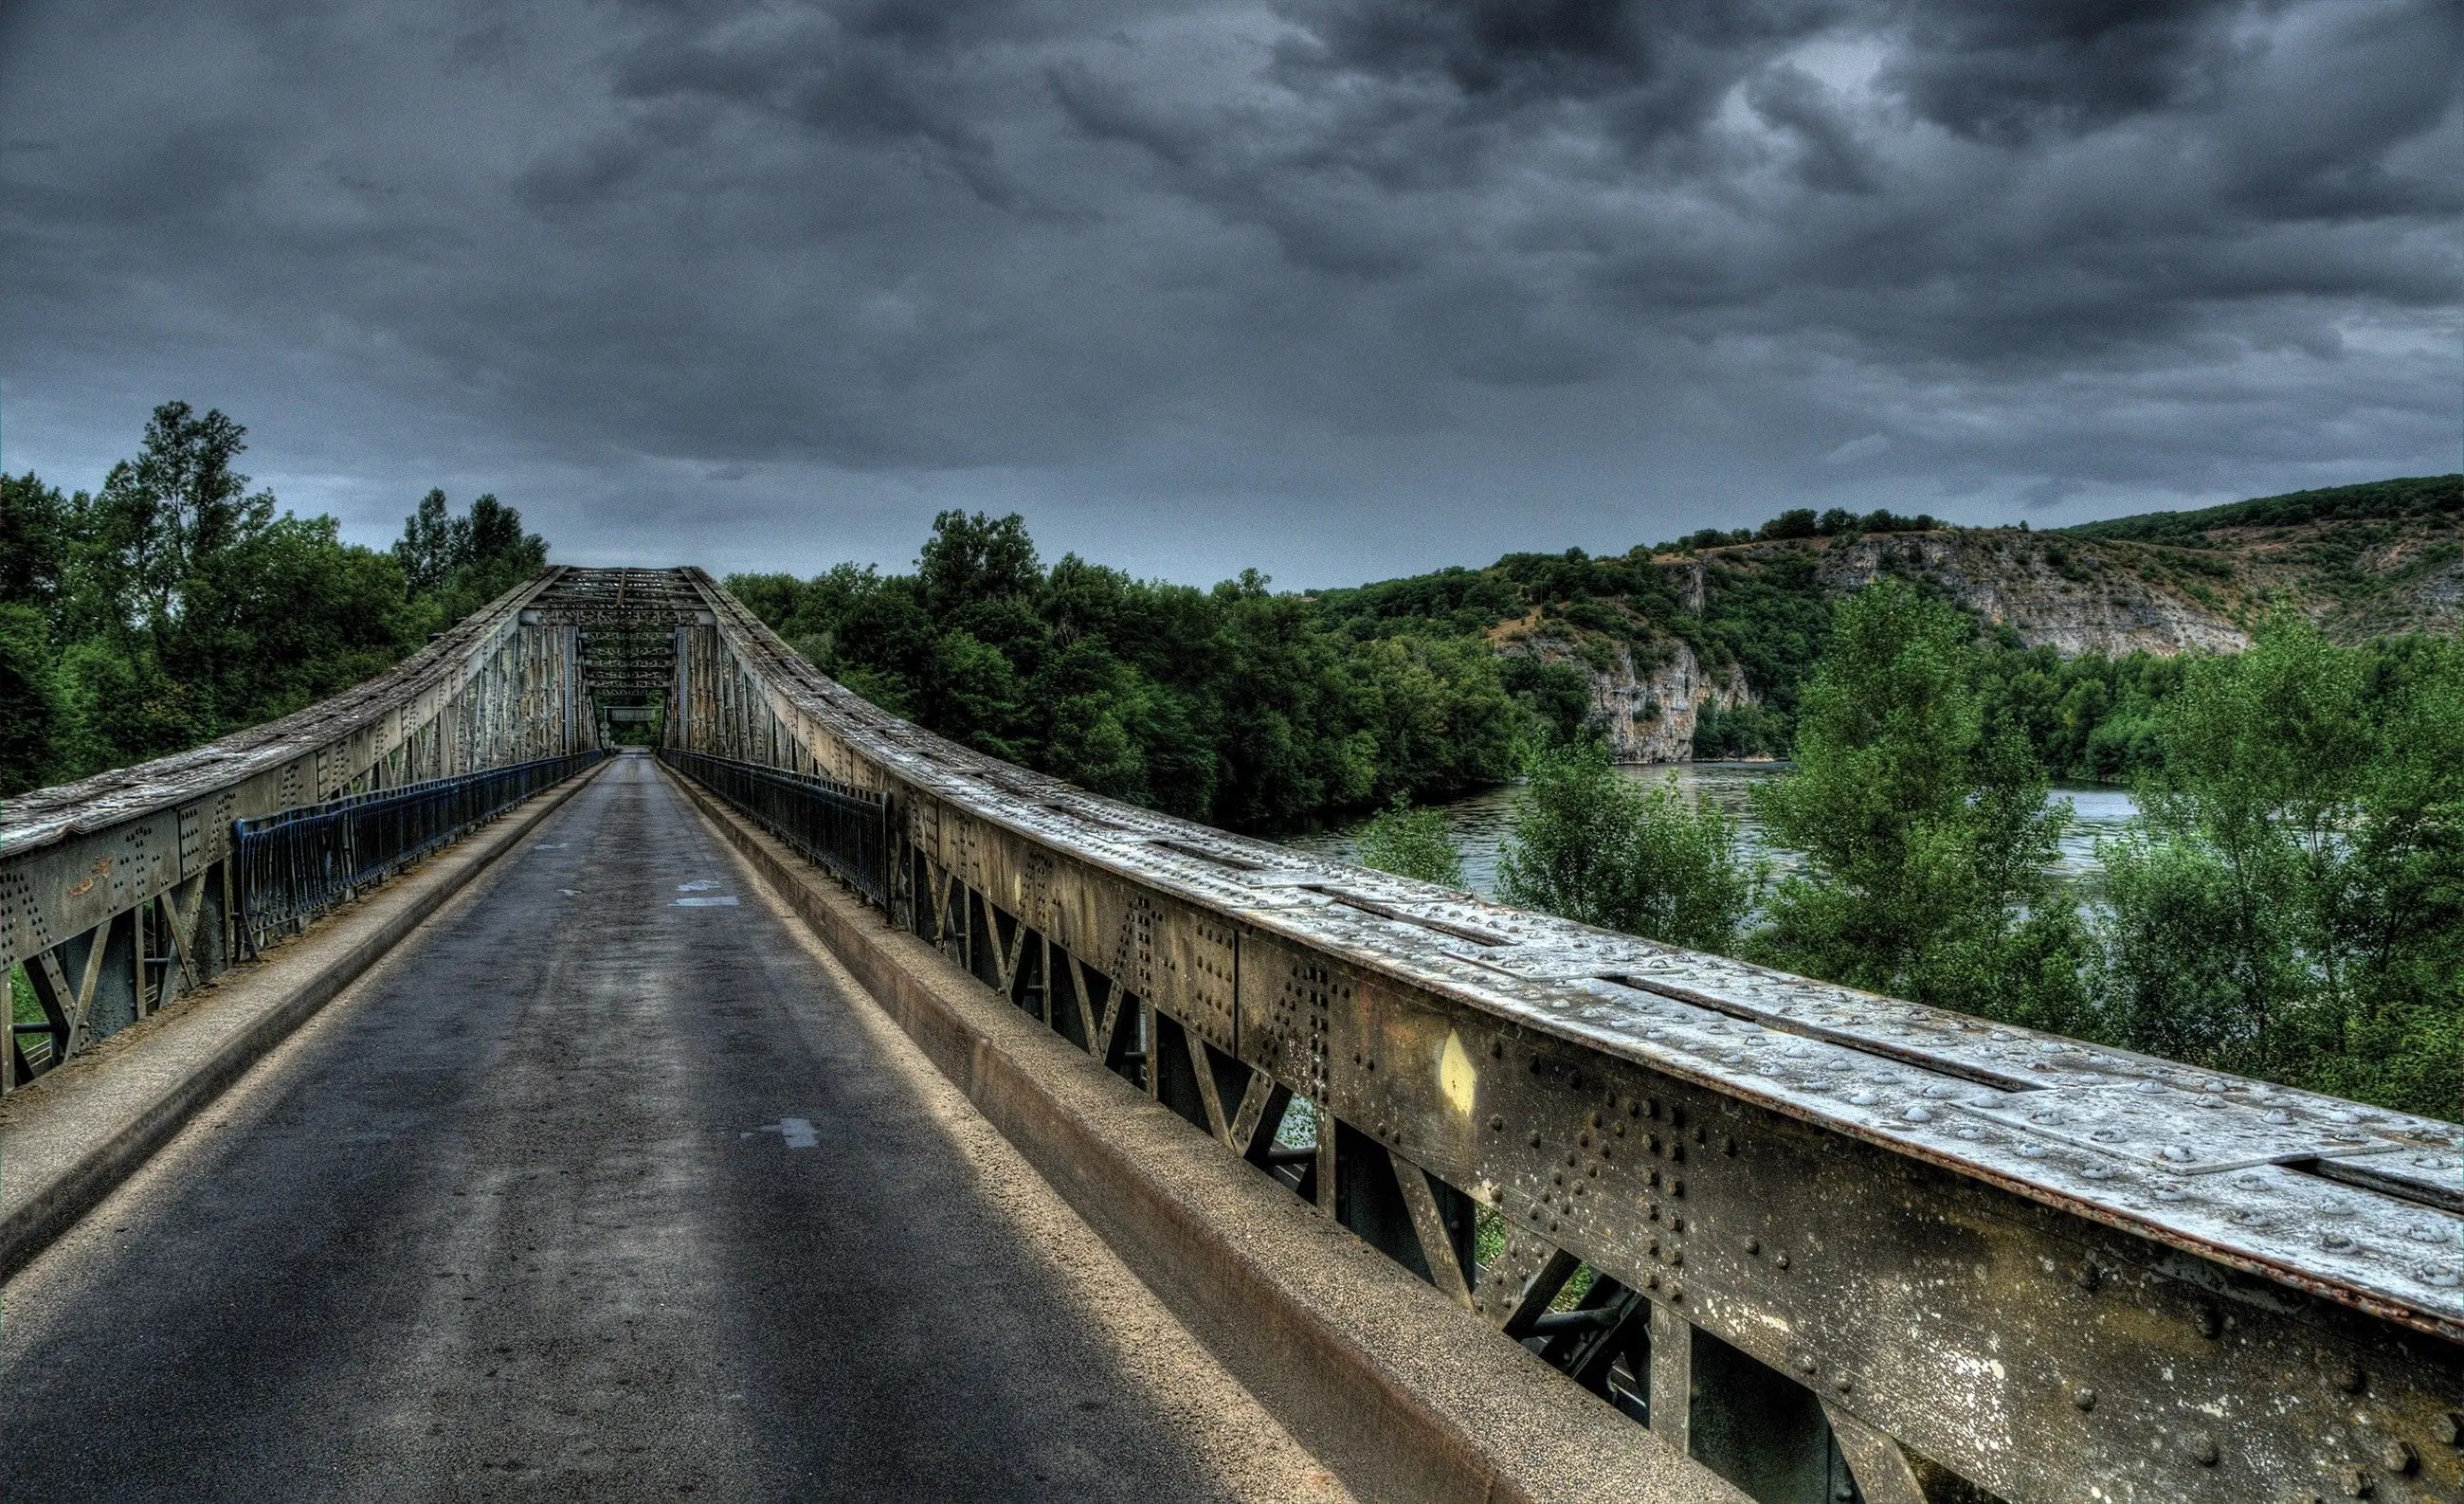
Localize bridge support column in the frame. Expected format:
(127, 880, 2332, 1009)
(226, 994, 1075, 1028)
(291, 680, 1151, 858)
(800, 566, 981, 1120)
(1825, 1402, 1931, 1504)
(1649, 1299, 1692, 1459)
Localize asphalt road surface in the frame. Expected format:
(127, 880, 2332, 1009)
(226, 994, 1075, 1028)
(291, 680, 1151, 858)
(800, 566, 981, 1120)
(0, 753, 1350, 1503)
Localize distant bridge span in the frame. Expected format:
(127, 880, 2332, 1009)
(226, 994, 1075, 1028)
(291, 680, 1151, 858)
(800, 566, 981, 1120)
(4, 567, 2459, 1503)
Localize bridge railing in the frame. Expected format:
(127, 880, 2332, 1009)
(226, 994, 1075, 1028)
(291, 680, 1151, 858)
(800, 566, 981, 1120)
(231, 752, 603, 955)
(658, 750, 890, 907)
(1, 571, 594, 1092)
(666, 563, 2464, 1504)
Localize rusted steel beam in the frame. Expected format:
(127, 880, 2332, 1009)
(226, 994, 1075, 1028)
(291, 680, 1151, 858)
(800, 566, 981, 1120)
(664, 564, 2464, 1504)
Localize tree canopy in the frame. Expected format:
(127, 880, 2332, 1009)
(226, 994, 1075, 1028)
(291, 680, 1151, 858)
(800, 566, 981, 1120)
(0, 403, 548, 794)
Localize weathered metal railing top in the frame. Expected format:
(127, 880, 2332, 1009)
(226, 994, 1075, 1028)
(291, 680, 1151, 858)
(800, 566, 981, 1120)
(674, 566, 2464, 1344)
(0, 569, 568, 860)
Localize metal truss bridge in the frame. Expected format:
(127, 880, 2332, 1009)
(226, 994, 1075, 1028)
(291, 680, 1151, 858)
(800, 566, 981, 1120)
(3, 567, 2459, 1504)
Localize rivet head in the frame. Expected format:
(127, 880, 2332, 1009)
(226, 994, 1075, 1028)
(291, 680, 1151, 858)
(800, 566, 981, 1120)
(1490, 1115, 1505, 1132)
(1775, 1253, 1791, 1270)
(2340, 1463, 2372, 1496)
(2074, 1261, 2103, 1293)
(2072, 1386, 2097, 1412)
(2192, 1306, 2221, 1338)
(2381, 1440, 2418, 1476)
(1746, 1237, 1762, 1255)
(2187, 1433, 2219, 1467)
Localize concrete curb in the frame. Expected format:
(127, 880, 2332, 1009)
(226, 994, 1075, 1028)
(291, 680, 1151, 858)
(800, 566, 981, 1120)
(667, 763, 1746, 1504)
(0, 760, 606, 1282)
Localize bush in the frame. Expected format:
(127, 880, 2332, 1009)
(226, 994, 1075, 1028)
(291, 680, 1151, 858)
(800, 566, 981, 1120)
(1748, 582, 2088, 1027)
(1498, 739, 1757, 952)
(1356, 801, 1465, 888)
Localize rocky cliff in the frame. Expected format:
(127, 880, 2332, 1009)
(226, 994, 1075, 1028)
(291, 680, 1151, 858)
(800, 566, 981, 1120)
(1807, 532, 2252, 656)
(1494, 626, 1757, 764)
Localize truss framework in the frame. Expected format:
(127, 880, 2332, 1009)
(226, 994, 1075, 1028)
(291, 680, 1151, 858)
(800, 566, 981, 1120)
(9, 566, 2461, 1504)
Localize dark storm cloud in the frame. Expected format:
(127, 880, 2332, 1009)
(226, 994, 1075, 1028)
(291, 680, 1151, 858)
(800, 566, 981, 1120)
(0, 0, 2457, 586)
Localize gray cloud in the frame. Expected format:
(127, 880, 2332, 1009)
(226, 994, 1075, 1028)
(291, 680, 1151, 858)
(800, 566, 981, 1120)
(1, 0, 2457, 589)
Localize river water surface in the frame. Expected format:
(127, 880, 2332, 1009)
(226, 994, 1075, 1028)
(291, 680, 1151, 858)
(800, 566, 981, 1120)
(1281, 763, 2142, 898)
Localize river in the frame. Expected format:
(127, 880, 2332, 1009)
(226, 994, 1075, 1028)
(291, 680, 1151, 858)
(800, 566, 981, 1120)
(1280, 763, 2142, 898)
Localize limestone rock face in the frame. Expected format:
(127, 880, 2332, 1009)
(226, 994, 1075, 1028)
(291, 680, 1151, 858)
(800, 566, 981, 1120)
(1811, 534, 2251, 657)
(1495, 631, 1756, 764)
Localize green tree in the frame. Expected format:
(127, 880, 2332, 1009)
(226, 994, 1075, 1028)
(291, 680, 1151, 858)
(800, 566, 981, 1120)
(1356, 801, 1465, 888)
(0, 604, 70, 793)
(394, 490, 549, 629)
(3, 404, 526, 791)
(1499, 739, 1756, 952)
(919, 510, 1042, 619)
(87, 402, 276, 647)
(0, 472, 71, 625)
(2095, 619, 2464, 1114)
(1750, 581, 2086, 1025)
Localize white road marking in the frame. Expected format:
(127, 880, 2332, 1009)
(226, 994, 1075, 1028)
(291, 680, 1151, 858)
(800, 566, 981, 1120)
(675, 897, 739, 907)
(754, 1117, 818, 1149)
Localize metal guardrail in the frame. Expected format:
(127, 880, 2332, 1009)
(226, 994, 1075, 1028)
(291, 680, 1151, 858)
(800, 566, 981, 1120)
(232, 752, 601, 954)
(666, 564, 2464, 1504)
(3, 573, 598, 1093)
(659, 749, 890, 907)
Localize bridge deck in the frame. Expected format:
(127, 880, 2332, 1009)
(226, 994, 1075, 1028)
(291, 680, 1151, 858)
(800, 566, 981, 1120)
(0, 756, 1349, 1502)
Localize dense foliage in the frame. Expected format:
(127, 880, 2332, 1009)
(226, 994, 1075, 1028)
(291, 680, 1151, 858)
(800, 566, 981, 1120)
(1496, 739, 1757, 953)
(732, 511, 1531, 829)
(2094, 618, 2464, 1116)
(0, 403, 547, 795)
(1748, 584, 2091, 1027)
(1355, 801, 1466, 889)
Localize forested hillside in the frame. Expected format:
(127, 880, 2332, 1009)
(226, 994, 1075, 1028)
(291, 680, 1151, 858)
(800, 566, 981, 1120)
(1295, 475, 2464, 774)
(731, 477, 2464, 832)
(0, 403, 547, 795)
(730, 513, 1531, 829)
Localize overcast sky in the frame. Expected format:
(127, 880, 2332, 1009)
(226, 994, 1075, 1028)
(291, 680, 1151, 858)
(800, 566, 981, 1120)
(4, 0, 2460, 588)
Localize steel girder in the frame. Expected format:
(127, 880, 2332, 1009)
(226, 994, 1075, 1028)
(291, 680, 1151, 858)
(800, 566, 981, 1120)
(661, 564, 2464, 1504)
(0, 571, 598, 1084)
